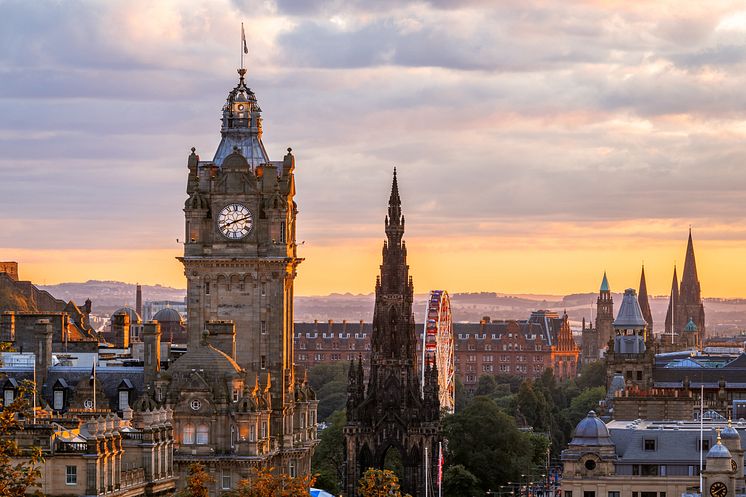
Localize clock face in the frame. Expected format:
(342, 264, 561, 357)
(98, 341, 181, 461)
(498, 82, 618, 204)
(190, 399, 202, 411)
(711, 481, 728, 497)
(84, 399, 93, 409)
(732, 459, 738, 473)
(217, 204, 253, 240)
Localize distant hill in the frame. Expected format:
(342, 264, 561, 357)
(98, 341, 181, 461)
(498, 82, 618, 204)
(38, 281, 186, 316)
(27, 281, 746, 335)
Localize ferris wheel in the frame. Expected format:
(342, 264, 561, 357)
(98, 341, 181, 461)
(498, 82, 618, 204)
(421, 290, 455, 413)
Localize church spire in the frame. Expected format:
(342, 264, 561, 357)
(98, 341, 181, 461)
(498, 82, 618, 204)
(680, 228, 701, 302)
(665, 265, 679, 334)
(638, 265, 653, 332)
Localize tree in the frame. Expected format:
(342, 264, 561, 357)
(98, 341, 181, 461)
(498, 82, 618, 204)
(576, 360, 606, 390)
(308, 363, 348, 421)
(442, 464, 480, 497)
(562, 386, 606, 428)
(311, 409, 345, 494)
(357, 468, 412, 497)
(0, 379, 44, 497)
(443, 396, 534, 492)
(223, 467, 315, 497)
(177, 462, 213, 497)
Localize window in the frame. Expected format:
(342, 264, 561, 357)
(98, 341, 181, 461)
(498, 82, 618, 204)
(280, 221, 286, 243)
(644, 439, 656, 451)
(66, 465, 77, 485)
(249, 424, 256, 442)
(289, 460, 297, 478)
(196, 424, 209, 445)
(483, 364, 493, 372)
(565, 492, 573, 497)
(584, 460, 597, 470)
(485, 344, 492, 351)
(261, 421, 268, 438)
(500, 365, 511, 372)
(261, 321, 267, 335)
(468, 344, 476, 351)
(584, 492, 595, 497)
(233, 388, 240, 402)
(467, 355, 476, 363)
(641, 465, 658, 476)
(261, 283, 266, 296)
(700, 439, 711, 451)
(3, 389, 14, 406)
(314, 353, 323, 361)
(261, 355, 267, 369)
(118, 390, 129, 411)
(183, 424, 195, 444)
(222, 471, 232, 490)
(484, 355, 493, 362)
(608, 492, 620, 497)
(636, 371, 643, 381)
(205, 282, 210, 295)
(54, 390, 64, 410)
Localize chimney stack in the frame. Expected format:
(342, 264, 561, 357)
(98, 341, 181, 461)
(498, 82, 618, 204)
(136, 284, 143, 319)
(34, 319, 53, 387)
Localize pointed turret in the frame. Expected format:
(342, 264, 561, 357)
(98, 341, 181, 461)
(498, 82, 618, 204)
(596, 272, 614, 347)
(664, 266, 679, 335)
(600, 272, 610, 292)
(680, 229, 700, 300)
(638, 265, 653, 332)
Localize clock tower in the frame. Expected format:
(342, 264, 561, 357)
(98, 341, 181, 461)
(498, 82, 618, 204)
(174, 68, 316, 483)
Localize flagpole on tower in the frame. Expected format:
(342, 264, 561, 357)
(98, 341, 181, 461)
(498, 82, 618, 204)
(240, 22, 249, 71)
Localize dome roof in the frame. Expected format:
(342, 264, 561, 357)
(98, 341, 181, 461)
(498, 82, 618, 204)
(570, 411, 614, 446)
(613, 289, 648, 328)
(722, 422, 740, 440)
(153, 307, 183, 323)
(707, 440, 732, 459)
(168, 334, 241, 377)
(112, 307, 142, 325)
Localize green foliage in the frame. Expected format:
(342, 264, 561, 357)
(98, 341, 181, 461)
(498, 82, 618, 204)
(442, 464, 480, 497)
(307, 363, 348, 421)
(311, 409, 345, 494)
(576, 360, 607, 390)
(443, 396, 534, 492)
(562, 386, 606, 428)
(0, 379, 44, 497)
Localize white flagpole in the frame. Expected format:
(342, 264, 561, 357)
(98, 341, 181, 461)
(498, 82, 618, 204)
(438, 441, 442, 497)
(699, 382, 704, 494)
(424, 444, 429, 497)
(33, 358, 36, 423)
(240, 23, 244, 70)
(93, 360, 96, 411)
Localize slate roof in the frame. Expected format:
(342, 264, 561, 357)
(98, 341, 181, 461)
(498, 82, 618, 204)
(613, 289, 648, 328)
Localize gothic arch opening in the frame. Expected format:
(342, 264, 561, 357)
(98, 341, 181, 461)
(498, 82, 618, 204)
(382, 445, 404, 480)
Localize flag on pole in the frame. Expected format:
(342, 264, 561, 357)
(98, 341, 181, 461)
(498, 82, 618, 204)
(241, 23, 248, 54)
(437, 442, 444, 486)
(89, 361, 96, 385)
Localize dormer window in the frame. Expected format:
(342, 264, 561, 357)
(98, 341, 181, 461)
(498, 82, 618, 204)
(2, 378, 18, 408)
(117, 379, 134, 411)
(53, 378, 69, 411)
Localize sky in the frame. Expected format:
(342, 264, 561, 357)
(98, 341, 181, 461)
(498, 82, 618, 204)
(3, 0, 746, 297)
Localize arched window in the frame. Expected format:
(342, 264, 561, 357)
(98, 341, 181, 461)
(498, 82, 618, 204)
(183, 424, 195, 445)
(196, 424, 209, 445)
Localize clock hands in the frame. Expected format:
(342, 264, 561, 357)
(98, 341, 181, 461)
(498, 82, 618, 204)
(222, 216, 252, 228)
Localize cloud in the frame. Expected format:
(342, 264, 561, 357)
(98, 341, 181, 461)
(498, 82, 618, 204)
(3, 0, 746, 295)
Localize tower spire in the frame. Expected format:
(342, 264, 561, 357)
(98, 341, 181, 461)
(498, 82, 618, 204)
(665, 265, 679, 334)
(638, 265, 653, 332)
(681, 228, 701, 299)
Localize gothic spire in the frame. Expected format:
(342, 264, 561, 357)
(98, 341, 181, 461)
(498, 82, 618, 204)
(385, 167, 404, 247)
(638, 265, 653, 331)
(680, 228, 701, 301)
(665, 265, 679, 334)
